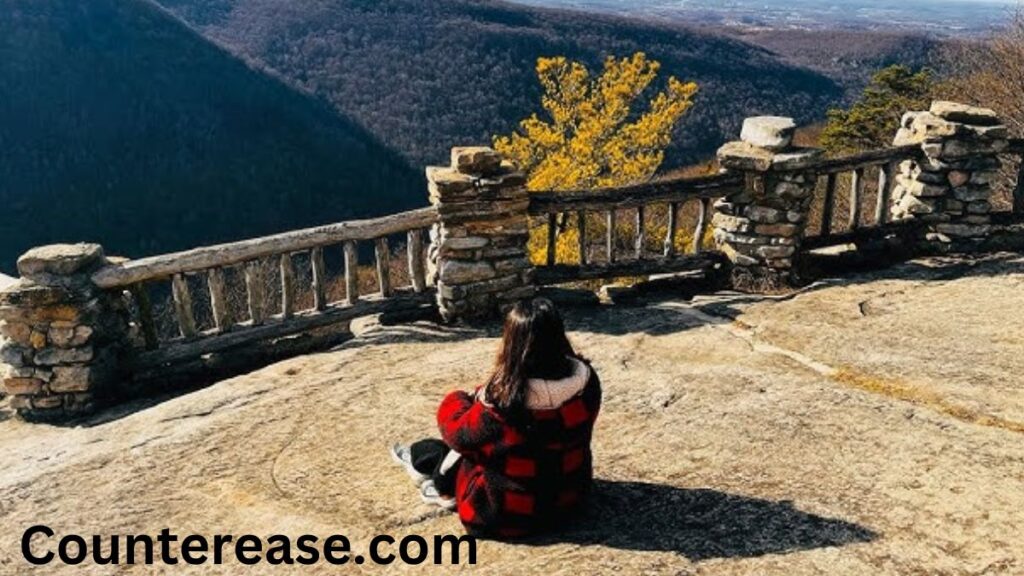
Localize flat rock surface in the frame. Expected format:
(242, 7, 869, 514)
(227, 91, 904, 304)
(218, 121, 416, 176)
(0, 253, 1022, 574)
(15, 243, 104, 278)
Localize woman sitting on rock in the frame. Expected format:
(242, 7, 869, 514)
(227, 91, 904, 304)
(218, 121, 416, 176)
(391, 297, 602, 538)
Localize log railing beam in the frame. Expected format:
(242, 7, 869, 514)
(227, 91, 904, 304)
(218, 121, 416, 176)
(92, 207, 438, 289)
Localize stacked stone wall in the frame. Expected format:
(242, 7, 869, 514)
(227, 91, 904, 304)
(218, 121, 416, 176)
(426, 147, 536, 321)
(0, 244, 129, 421)
(892, 101, 1009, 247)
(713, 116, 822, 286)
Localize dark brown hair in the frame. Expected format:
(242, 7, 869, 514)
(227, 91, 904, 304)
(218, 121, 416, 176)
(485, 298, 578, 412)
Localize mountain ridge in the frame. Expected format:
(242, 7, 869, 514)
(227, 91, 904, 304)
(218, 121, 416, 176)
(156, 0, 846, 168)
(0, 0, 422, 272)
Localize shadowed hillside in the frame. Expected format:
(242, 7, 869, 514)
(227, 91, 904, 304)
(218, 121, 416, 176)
(157, 0, 845, 168)
(0, 0, 422, 272)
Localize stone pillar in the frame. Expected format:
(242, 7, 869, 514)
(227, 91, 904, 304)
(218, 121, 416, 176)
(0, 244, 129, 421)
(426, 147, 536, 322)
(713, 117, 823, 288)
(892, 101, 1009, 248)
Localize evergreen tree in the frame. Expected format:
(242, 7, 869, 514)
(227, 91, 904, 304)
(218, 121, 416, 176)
(821, 65, 934, 154)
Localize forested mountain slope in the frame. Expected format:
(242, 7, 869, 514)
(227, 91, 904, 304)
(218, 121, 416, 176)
(0, 0, 421, 271)
(157, 0, 845, 167)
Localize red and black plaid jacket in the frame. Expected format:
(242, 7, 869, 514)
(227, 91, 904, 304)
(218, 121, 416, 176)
(436, 360, 601, 538)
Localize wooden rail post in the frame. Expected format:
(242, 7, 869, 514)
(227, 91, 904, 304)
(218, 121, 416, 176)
(715, 116, 822, 288)
(0, 244, 130, 422)
(426, 147, 535, 322)
(343, 241, 359, 305)
(546, 213, 557, 267)
(171, 273, 198, 339)
(820, 173, 838, 238)
(849, 167, 865, 230)
(693, 198, 710, 254)
(407, 229, 427, 293)
(576, 211, 588, 266)
(663, 202, 678, 257)
(634, 205, 646, 259)
(208, 267, 230, 331)
(244, 261, 266, 326)
(606, 210, 616, 263)
(875, 161, 896, 225)
(375, 237, 392, 297)
(311, 247, 327, 312)
(279, 253, 296, 319)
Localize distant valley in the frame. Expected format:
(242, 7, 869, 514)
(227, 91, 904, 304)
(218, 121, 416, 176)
(512, 0, 1015, 35)
(157, 0, 845, 169)
(0, 0, 947, 270)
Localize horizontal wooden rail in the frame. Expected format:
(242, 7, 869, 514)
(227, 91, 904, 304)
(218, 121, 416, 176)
(92, 207, 438, 288)
(528, 172, 743, 214)
(132, 290, 434, 369)
(807, 147, 922, 241)
(804, 145, 923, 175)
(803, 219, 928, 250)
(535, 252, 726, 285)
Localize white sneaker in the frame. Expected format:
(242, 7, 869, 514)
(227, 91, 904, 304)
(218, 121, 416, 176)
(390, 443, 430, 485)
(420, 481, 457, 511)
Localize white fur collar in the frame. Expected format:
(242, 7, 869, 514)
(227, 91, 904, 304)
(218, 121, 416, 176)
(524, 358, 590, 410)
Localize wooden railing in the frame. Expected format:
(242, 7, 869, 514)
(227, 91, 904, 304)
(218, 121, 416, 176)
(92, 207, 439, 368)
(801, 140, 1024, 249)
(801, 144, 926, 250)
(526, 172, 742, 285)
(85, 138, 1024, 367)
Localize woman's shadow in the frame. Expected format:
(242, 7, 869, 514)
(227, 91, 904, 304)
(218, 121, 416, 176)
(526, 480, 876, 561)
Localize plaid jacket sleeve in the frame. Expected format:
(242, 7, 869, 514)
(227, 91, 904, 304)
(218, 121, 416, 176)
(436, 389, 501, 457)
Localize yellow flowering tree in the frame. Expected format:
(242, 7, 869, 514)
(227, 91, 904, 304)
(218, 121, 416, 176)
(494, 53, 698, 263)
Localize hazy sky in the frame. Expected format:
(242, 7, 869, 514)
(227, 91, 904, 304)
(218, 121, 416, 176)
(514, 0, 1017, 33)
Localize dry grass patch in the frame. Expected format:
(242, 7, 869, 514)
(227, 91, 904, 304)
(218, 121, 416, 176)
(833, 367, 1024, 434)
